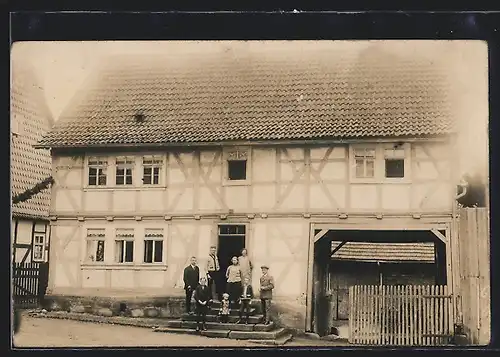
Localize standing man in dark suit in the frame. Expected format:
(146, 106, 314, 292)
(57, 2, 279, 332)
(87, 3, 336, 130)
(206, 245, 220, 302)
(259, 264, 275, 325)
(183, 256, 200, 315)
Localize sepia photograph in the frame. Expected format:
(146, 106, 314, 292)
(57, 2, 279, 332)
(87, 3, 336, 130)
(11, 39, 490, 348)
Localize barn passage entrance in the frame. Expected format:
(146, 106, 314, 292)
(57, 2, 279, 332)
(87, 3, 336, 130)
(217, 224, 246, 299)
(311, 229, 448, 338)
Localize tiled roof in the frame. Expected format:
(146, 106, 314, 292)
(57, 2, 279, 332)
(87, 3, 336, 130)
(38, 43, 454, 148)
(11, 61, 54, 219)
(331, 241, 435, 263)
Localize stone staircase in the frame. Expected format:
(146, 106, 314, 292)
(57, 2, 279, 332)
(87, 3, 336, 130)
(153, 300, 293, 345)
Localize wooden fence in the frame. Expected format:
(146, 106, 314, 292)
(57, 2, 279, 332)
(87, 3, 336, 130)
(12, 262, 49, 309)
(458, 207, 490, 345)
(349, 285, 452, 346)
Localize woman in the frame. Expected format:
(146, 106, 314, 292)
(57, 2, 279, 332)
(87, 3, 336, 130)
(225, 256, 242, 304)
(238, 248, 253, 283)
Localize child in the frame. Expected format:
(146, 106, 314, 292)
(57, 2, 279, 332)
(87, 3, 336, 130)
(194, 276, 211, 331)
(219, 293, 231, 323)
(226, 256, 242, 304)
(259, 264, 275, 325)
(237, 277, 254, 324)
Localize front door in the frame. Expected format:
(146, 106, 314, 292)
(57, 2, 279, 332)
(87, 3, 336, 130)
(217, 224, 246, 299)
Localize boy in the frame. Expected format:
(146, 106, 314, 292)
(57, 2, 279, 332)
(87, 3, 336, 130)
(237, 277, 254, 324)
(259, 264, 274, 325)
(193, 276, 211, 331)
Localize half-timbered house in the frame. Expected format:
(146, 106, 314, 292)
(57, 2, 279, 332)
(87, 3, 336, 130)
(11, 61, 54, 264)
(35, 42, 461, 335)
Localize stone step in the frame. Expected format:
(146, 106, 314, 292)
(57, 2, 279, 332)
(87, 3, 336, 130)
(154, 326, 289, 342)
(208, 307, 256, 316)
(165, 319, 275, 332)
(247, 333, 294, 346)
(210, 300, 261, 309)
(228, 327, 288, 341)
(181, 313, 263, 324)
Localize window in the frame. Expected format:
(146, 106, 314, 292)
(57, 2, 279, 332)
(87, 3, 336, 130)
(116, 157, 134, 185)
(32, 234, 45, 261)
(88, 157, 108, 186)
(142, 155, 163, 185)
(115, 229, 134, 263)
(384, 148, 405, 178)
(85, 228, 105, 263)
(227, 150, 248, 181)
(143, 229, 164, 263)
(354, 148, 375, 178)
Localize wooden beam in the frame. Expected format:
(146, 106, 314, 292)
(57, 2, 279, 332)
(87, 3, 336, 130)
(305, 223, 315, 332)
(314, 229, 329, 243)
(331, 241, 347, 256)
(431, 229, 447, 244)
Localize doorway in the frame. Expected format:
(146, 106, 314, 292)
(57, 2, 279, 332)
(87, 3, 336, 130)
(216, 224, 246, 299)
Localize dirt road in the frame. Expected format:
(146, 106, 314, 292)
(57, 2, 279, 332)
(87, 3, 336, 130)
(12, 315, 346, 348)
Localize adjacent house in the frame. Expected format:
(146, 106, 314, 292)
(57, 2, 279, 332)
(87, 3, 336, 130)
(35, 42, 459, 335)
(11, 60, 54, 265)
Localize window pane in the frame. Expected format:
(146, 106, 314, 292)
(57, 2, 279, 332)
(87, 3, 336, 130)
(366, 160, 375, 177)
(96, 241, 105, 261)
(355, 159, 364, 177)
(154, 241, 163, 262)
(125, 241, 134, 262)
(34, 245, 43, 260)
(89, 168, 97, 185)
(116, 175, 124, 185)
(125, 175, 133, 185)
(385, 159, 405, 178)
(87, 240, 96, 261)
(153, 167, 160, 184)
(115, 240, 124, 263)
(228, 160, 247, 180)
(144, 240, 153, 263)
(98, 172, 107, 185)
(117, 168, 124, 176)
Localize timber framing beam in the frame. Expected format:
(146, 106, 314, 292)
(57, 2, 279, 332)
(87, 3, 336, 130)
(314, 229, 329, 243)
(431, 229, 448, 244)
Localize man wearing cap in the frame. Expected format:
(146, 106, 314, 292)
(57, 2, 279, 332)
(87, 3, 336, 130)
(206, 245, 220, 301)
(259, 264, 275, 325)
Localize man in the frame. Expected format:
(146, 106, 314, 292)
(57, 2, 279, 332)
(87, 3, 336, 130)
(206, 245, 220, 301)
(183, 256, 200, 315)
(259, 264, 275, 325)
(237, 277, 254, 324)
(194, 276, 211, 331)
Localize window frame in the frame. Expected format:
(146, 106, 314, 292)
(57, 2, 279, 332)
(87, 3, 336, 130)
(87, 156, 109, 187)
(114, 229, 135, 264)
(222, 147, 252, 186)
(143, 228, 165, 264)
(84, 228, 106, 264)
(142, 155, 164, 186)
(32, 234, 46, 262)
(115, 156, 135, 186)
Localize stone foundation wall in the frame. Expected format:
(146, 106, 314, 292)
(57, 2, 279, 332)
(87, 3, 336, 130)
(42, 294, 307, 333)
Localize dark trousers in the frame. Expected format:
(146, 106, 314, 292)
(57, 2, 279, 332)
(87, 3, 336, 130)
(185, 288, 194, 313)
(196, 304, 208, 327)
(260, 298, 271, 323)
(239, 299, 251, 321)
(219, 314, 229, 323)
(227, 282, 242, 303)
(207, 271, 218, 300)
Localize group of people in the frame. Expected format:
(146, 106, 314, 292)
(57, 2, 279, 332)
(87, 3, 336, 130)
(183, 246, 275, 331)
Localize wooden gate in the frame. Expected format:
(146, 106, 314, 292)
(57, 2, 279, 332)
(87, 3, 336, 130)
(349, 285, 453, 346)
(12, 262, 49, 309)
